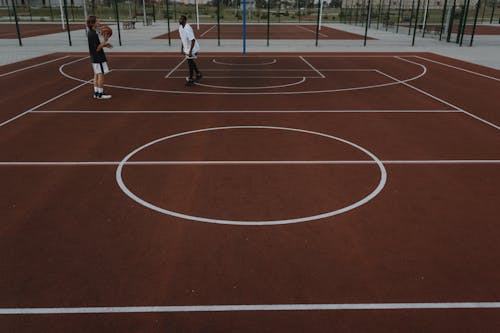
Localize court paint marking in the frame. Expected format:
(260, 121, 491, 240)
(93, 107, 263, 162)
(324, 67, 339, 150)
(412, 55, 500, 82)
(295, 24, 329, 37)
(59, 59, 424, 95)
(200, 24, 217, 37)
(103, 55, 420, 58)
(0, 81, 91, 128)
(2, 302, 500, 314)
(115, 126, 387, 226)
(299, 56, 326, 78)
(32, 109, 457, 114)
(112, 69, 376, 72)
(0, 55, 71, 78)
(380, 57, 500, 130)
(164, 58, 186, 79)
(168, 76, 319, 79)
(194, 77, 307, 90)
(212, 58, 277, 66)
(1, 160, 499, 166)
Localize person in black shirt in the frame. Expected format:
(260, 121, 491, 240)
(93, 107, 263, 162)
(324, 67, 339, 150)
(86, 16, 113, 99)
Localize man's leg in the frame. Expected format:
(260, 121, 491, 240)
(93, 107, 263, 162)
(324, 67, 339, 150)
(192, 60, 199, 75)
(187, 59, 195, 80)
(93, 73, 99, 97)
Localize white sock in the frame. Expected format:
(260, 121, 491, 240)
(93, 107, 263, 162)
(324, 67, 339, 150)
(94, 86, 99, 93)
(98, 87, 103, 93)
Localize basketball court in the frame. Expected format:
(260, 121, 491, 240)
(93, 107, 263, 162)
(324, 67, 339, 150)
(0, 51, 499, 331)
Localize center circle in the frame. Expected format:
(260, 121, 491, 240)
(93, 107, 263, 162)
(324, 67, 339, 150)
(115, 126, 387, 226)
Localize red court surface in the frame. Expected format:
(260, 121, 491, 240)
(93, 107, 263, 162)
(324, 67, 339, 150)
(154, 23, 375, 40)
(0, 23, 86, 39)
(0, 52, 499, 332)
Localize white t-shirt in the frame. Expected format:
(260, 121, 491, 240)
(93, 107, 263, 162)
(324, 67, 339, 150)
(179, 23, 200, 56)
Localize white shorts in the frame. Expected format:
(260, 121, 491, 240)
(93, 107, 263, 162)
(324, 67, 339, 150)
(92, 62, 110, 74)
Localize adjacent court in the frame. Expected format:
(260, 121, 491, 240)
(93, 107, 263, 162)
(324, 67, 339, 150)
(154, 23, 374, 40)
(0, 52, 499, 332)
(0, 23, 85, 39)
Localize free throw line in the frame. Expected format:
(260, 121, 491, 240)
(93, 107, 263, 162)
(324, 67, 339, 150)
(2, 302, 500, 314)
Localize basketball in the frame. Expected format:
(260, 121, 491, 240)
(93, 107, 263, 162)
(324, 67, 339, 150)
(101, 26, 112, 38)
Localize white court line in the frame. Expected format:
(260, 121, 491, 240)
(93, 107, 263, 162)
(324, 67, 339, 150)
(0, 56, 90, 127)
(212, 58, 277, 66)
(194, 77, 306, 90)
(299, 56, 325, 78)
(2, 302, 500, 314)
(0, 55, 71, 78)
(106, 55, 412, 58)
(1, 160, 498, 166)
(0, 80, 91, 128)
(383, 57, 500, 131)
(164, 58, 186, 79)
(200, 24, 217, 37)
(113, 69, 375, 72)
(32, 109, 457, 114)
(168, 76, 319, 79)
(59, 55, 424, 95)
(295, 24, 329, 37)
(412, 55, 500, 82)
(112, 68, 173, 72)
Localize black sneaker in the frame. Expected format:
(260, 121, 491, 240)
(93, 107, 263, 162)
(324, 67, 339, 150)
(98, 93, 112, 99)
(185, 79, 195, 87)
(93, 91, 99, 99)
(195, 73, 203, 81)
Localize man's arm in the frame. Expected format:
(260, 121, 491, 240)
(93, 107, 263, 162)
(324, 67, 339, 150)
(96, 36, 111, 51)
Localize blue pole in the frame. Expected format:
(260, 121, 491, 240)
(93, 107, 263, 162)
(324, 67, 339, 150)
(243, 0, 247, 54)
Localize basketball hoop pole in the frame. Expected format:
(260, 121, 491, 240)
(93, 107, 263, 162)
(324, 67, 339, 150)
(243, 0, 247, 54)
(318, 0, 323, 30)
(82, 0, 88, 20)
(59, 0, 64, 30)
(196, 0, 200, 30)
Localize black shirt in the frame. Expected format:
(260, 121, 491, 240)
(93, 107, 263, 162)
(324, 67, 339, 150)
(87, 29, 107, 63)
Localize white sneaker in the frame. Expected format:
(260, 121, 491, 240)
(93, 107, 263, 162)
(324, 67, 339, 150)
(98, 94, 112, 99)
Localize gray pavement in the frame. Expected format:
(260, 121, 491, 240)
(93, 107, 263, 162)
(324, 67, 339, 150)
(0, 22, 499, 69)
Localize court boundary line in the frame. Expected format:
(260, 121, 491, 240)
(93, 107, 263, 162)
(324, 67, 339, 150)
(295, 24, 329, 37)
(212, 58, 278, 66)
(164, 58, 186, 79)
(0, 80, 91, 128)
(378, 57, 500, 131)
(199, 24, 217, 37)
(194, 77, 307, 89)
(1, 160, 499, 166)
(168, 76, 320, 79)
(113, 69, 378, 72)
(60, 59, 419, 95)
(412, 55, 500, 82)
(2, 302, 500, 314)
(0, 55, 91, 127)
(32, 109, 457, 114)
(299, 56, 325, 78)
(0, 55, 71, 78)
(101, 55, 427, 58)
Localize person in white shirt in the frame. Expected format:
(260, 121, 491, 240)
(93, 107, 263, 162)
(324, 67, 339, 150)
(178, 15, 202, 87)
